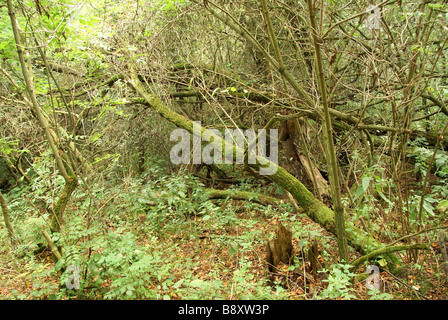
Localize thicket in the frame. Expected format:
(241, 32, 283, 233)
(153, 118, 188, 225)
(1, 0, 448, 300)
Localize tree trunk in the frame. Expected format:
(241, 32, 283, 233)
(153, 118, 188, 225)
(0, 191, 16, 248)
(205, 188, 282, 206)
(7, 0, 79, 240)
(306, 0, 348, 262)
(50, 177, 79, 233)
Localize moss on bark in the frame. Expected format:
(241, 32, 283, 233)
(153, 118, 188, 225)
(50, 176, 78, 233)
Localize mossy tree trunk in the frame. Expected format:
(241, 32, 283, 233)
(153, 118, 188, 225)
(50, 176, 79, 233)
(7, 0, 78, 238)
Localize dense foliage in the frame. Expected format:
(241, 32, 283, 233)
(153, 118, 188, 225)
(1, 0, 448, 300)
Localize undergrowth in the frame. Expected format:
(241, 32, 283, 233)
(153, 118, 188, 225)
(1, 159, 447, 300)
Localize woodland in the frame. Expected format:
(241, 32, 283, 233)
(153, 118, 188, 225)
(1, 0, 448, 300)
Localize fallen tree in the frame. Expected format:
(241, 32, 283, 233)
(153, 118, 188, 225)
(204, 188, 283, 207)
(142, 188, 285, 208)
(120, 65, 400, 266)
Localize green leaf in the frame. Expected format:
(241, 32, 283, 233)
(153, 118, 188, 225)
(202, 215, 211, 221)
(376, 188, 393, 206)
(138, 198, 154, 205)
(437, 200, 448, 213)
(189, 279, 205, 288)
(423, 201, 434, 216)
(229, 245, 237, 258)
(362, 176, 370, 192)
(353, 185, 364, 201)
(173, 279, 184, 289)
(87, 17, 100, 27)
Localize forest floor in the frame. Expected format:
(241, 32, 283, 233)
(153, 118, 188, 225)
(1, 172, 448, 300)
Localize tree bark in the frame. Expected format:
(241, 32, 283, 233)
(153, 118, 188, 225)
(7, 0, 79, 240)
(306, 0, 348, 262)
(204, 188, 283, 206)
(0, 191, 16, 248)
(50, 176, 78, 233)
(42, 229, 62, 261)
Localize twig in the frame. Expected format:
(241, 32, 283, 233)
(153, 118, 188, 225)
(380, 268, 431, 300)
(388, 225, 448, 246)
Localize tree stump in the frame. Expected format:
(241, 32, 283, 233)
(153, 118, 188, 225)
(307, 239, 319, 280)
(265, 223, 293, 271)
(439, 230, 448, 283)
